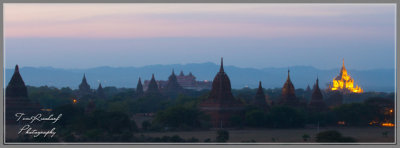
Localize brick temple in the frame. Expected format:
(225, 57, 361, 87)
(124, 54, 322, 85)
(278, 70, 299, 107)
(143, 71, 211, 91)
(308, 77, 327, 112)
(5, 65, 42, 125)
(199, 58, 244, 128)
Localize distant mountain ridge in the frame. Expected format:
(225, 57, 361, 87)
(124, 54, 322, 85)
(5, 63, 395, 92)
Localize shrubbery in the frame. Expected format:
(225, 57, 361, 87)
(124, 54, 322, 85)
(216, 130, 229, 142)
(316, 130, 356, 142)
(152, 105, 211, 130)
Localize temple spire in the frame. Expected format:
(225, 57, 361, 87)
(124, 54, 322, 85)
(81, 73, 88, 86)
(220, 57, 224, 72)
(136, 77, 144, 96)
(308, 77, 326, 111)
(280, 69, 297, 106)
(253, 81, 268, 110)
(287, 69, 291, 81)
(306, 84, 311, 92)
(6, 64, 28, 98)
(96, 83, 106, 99)
(146, 73, 160, 95)
(15, 65, 19, 73)
(79, 73, 91, 96)
(6, 65, 42, 125)
(342, 58, 345, 67)
(199, 58, 244, 128)
(341, 59, 346, 71)
(338, 59, 347, 78)
(165, 69, 184, 94)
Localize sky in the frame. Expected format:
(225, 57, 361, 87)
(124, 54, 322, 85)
(4, 4, 396, 70)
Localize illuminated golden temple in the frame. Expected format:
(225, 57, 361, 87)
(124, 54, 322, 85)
(329, 59, 363, 93)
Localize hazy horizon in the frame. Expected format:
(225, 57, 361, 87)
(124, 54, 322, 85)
(5, 62, 395, 92)
(4, 61, 396, 71)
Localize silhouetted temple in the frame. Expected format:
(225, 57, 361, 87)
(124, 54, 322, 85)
(79, 74, 91, 96)
(163, 70, 184, 94)
(308, 78, 327, 112)
(136, 77, 144, 97)
(144, 71, 211, 91)
(96, 83, 106, 99)
(199, 58, 244, 128)
(306, 85, 311, 92)
(6, 65, 41, 125)
(252, 81, 269, 110)
(145, 74, 160, 95)
(278, 70, 299, 106)
(176, 71, 211, 90)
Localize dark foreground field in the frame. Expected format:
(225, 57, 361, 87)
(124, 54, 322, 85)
(141, 127, 394, 143)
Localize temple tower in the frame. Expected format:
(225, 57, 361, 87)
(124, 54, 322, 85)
(252, 81, 269, 110)
(308, 78, 327, 111)
(329, 59, 363, 93)
(6, 65, 42, 141)
(199, 58, 244, 128)
(188, 72, 194, 77)
(306, 85, 311, 92)
(279, 70, 299, 107)
(164, 69, 184, 95)
(78, 74, 91, 96)
(6, 65, 42, 125)
(136, 77, 144, 97)
(96, 83, 106, 99)
(145, 74, 160, 95)
(6, 65, 28, 98)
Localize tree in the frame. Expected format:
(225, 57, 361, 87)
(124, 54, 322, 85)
(216, 130, 229, 142)
(266, 106, 306, 128)
(244, 108, 266, 127)
(302, 134, 310, 141)
(142, 120, 151, 131)
(332, 103, 375, 126)
(382, 131, 389, 138)
(229, 115, 244, 128)
(52, 104, 84, 126)
(316, 130, 356, 142)
(152, 105, 208, 130)
(93, 111, 137, 134)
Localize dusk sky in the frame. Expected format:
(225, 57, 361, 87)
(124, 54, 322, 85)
(4, 4, 395, 70)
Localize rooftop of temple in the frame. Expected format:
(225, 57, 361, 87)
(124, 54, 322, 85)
(329, 59, 363, 94)
(143, 71, 212, 91)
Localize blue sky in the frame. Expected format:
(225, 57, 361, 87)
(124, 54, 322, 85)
(4, 4, 396, 70)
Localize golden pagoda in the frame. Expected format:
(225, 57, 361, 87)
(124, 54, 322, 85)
(329, 59, 363, 93)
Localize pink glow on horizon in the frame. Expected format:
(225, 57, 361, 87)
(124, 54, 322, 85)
(4, 4, 394, 38)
